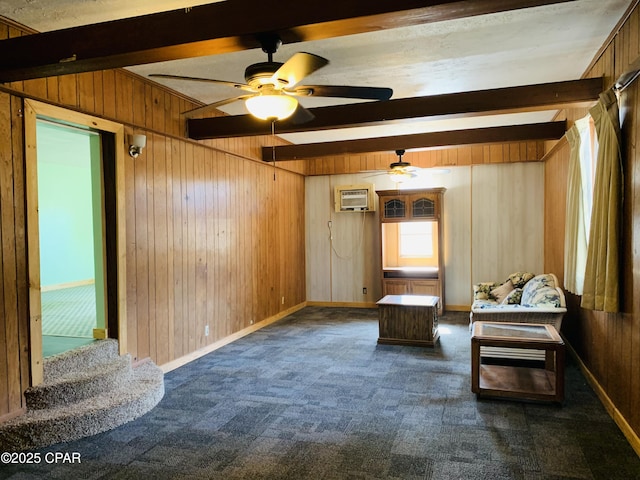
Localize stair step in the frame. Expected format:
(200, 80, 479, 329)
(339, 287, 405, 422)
(0, 362, 164, 452)
(43, 339, 120, 382)
(25, 354, 133, 410)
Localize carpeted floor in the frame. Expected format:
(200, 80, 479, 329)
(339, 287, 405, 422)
(3, 307, 640, 479)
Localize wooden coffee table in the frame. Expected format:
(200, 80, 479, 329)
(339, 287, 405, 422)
(471, 321, 565, 403)
(376, 294, 439, 346)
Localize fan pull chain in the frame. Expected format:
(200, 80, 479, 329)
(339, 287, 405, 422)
(271, 119, 276, 181)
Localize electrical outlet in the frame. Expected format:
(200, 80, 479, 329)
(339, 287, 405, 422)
(363, 287, 367, 295)
(205, 325, 209, 336)
(281, 296, 285, 305)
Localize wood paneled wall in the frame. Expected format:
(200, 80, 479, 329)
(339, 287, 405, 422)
(543, 3, 640, 447)
(471, 163, 544, 284)
(305, 163, 544, 309)
(305, 141, 545, 176)
(0, 90, 30, 419)
(124, 136, 305, 366)
(0, 20, 306, 419)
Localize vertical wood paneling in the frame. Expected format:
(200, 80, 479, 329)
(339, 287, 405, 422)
(57, 74, 78, 107)
(0, 92, 19, 412)
(471, 163, 544, 284)
(304, 142, 545, 175)
(543, 141, 569, 283)
(133, 137, 150, 361)
(102, 70, 116, 119)
(630, 75, 640, 433)
(0, 18, 308, 419)
(93, 72, 104, 116)
(124, 128, 138, 359)
(77, 72, 95, 113)
(153, 135, 168, 365)
(170, 138, 183, 359)
(0, 91, 12, 416)
(11, 95, 29, 412)
(543, 2, 640, 446)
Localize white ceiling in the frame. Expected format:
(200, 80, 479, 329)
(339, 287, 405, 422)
(1, 0, 633, 146)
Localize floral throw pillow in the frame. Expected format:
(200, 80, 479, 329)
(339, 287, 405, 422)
(473, 282, 499, 301)
(501, 288, 523, 305)
(507, 272, 535, 289)
(521, 286, 561, 307)
(521, 274, 557, 305)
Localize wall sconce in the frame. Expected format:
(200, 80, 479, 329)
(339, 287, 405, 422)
(128, 134, 147, 158)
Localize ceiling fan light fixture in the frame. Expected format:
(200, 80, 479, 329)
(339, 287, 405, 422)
(245, 92, 298, 120)
(388, 170, 409, 183)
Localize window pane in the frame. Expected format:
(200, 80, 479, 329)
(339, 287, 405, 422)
(399, 222, 433, 257)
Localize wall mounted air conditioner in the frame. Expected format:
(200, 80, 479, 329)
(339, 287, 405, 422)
(334, 184, 375, 212)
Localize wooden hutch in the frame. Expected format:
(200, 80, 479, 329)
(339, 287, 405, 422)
(376, 188, 445, 312)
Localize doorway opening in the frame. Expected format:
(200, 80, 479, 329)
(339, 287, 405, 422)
(36, 120, 105, 357)
(25, 99, 127, 386)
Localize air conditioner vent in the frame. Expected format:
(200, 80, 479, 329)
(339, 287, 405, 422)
(334, 184, 375, 212)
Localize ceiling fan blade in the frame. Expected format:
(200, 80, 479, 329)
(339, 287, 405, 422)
(289, 85, 393, 101)
(182, 94, 255, 118)
(149, 73, 254, 92)
(288, 104, 315, 125)
(272, 52, 328, 88)
(363, 172, 387, 178)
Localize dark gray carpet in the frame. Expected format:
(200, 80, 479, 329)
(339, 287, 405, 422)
(2, 307, 639, 479)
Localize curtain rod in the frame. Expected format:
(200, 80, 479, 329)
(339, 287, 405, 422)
(614, 70, 640, 93)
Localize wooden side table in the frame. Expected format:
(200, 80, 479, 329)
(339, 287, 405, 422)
(471, 321, 565, 403)
(376, 294, 439, 346)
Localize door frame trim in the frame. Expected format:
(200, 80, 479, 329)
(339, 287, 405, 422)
(24, 99, 127, 385)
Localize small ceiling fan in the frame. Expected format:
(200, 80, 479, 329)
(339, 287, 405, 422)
(364, 150, 419, 182)
(387, 149, 419, 181)
(149, 33, 393, 122)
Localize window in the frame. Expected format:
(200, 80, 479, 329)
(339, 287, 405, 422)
(564, 114, 598, 295)
(399, 222, 433, 258)
(381, 221, 439, 268)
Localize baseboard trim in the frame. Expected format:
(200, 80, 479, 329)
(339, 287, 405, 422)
(41, 279, 95, 292)
(566, 341, 640, 457)
(306, 301, 377, 308)
(444, 305, 471, 312)
(160, 302, 307, 373)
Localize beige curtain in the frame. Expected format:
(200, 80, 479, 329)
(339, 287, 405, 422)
(581, 90, 623, 312)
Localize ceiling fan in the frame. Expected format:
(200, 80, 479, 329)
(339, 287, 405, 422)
(149, 33, 393, 122)
(364, 149, 419, 182)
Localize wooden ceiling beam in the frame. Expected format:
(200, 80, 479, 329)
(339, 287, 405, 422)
(187, 78, 601, 140)
(260, 121, 567, 161)
(0, 0, 573, 82)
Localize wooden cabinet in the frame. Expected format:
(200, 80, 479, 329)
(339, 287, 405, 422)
(379, 190, 441, 222)
(381, 278, 439, 296)
(377, 188, 445, 313)
(377, 294, 440, 347)
(411, 279, 439, 296)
